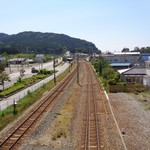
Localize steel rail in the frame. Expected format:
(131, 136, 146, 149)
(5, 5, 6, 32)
(84, 80, 90, 150)
(0, 67, 77, 150)
(83, 62, 100, 150)
(91, 79, 100, 150)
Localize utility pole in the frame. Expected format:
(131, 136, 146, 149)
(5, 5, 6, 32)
(77, 54, 79, 84)
(8, 56, 11, 74)
(53, 57, 56, 85)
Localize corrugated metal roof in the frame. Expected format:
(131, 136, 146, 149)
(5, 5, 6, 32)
(118, 68, 131, 74)
(114, 52, 140, 55)
(123, 68, 146, 75)
(110, 63, 131, 67)
(141, 55, 150, 61)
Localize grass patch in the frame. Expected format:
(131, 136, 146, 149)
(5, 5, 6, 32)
(0, 64, 75, 131)
(0, 73, 50, 97)
(51, 85, 78, 141)
(0, 83, 25, 97)
(109, 84, 148, 93)
(139, 92, 150, 110)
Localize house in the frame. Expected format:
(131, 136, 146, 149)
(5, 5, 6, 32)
(101, 52, 140, 64)
(122, 56, 150, 87)
(137, 53, 150, 67)
(110, 63, 131, 70)
(35, 54, 44, 63)
(25, 59, 35, 64)
(0, 57, 5, 64)
(101, 52, 140, 70)
(143, 76, 150, 88)
(8, 58, 26, 64)
(122, 68, 147, 84)
(100, 54, 114, 63)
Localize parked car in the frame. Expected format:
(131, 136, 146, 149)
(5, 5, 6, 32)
(31, 67, 39, 73)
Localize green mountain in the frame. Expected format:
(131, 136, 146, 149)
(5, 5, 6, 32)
(0, 31, 101, 54)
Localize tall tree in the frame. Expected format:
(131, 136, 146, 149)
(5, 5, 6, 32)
(0, 62, 5, 73)
(0, 72, 10, 91)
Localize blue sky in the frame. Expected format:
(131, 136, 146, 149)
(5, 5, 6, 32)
(0, 0, 150, 52)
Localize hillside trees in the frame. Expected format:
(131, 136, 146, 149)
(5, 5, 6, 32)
(0, 32, 101, 54)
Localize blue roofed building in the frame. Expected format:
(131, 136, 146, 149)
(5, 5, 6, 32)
(137, 53, 150, 67)
(110, 63, 132, 69)
(101, 52, 140, 69)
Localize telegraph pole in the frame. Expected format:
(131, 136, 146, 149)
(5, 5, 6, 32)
(77, 54, 79, 84)
(8, 56, 11, 73)
(53, 57, 56, 85)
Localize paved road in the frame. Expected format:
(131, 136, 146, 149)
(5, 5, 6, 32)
(1, 58, 62, 90)
(0, 61, 70, 111)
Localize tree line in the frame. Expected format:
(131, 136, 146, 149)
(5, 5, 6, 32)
(0, 31, 101, 55)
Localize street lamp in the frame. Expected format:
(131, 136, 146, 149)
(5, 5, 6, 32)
(13, 100, 17, 114)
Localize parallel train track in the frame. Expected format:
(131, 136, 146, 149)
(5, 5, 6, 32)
(81, 62, 108, 150)
(0, 66, 77, 150)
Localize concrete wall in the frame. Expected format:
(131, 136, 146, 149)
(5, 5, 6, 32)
(143, 76, 150, 87)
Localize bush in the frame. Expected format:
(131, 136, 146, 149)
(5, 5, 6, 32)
(109, 84, 148, 93)
(0, 83, 25, 97)
(39, 69, 55, 75)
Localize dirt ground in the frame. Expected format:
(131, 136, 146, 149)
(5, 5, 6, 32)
(108, 92, 150, 150)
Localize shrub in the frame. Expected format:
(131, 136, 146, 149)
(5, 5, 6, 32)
(0, 84, 25, 97)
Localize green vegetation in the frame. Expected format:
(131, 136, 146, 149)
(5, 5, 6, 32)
(0, 32, 100, 54)
(51, 83, 77, 141)
(39, 69, 55, 75)
(109, 84, 148, 93)
(92, 57, 148, 93)
(0, 72, 10, 91)
(92, 56, 122, 90)
(133, 46, 150, 53)
(0, 69, 56, 97)
(0, 65, 73, 131)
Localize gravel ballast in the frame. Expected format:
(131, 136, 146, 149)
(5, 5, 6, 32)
(108, 92, 150, 150)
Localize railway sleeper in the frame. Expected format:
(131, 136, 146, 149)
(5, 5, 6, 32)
(90, 145, 98, 148)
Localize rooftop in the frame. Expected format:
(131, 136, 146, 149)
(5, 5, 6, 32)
(114, 52, 140, 55)
(110, 63, 131, 67)
(123, 68, 147, 75)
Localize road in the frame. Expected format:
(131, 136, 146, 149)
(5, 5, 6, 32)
(1, 57, 62, 90)
(0, 60, 70, 110)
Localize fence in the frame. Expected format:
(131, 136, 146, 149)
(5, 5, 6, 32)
(0, 69, 64, 111)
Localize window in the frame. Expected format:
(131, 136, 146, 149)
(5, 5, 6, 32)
(114, 59, 118, 62)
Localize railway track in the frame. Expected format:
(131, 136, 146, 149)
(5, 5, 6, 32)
(0, 67, 77, 150)
(81, 62, 108, 150)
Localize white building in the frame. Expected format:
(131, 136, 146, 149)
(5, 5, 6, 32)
(101, 52, 140, 64)
(0, 57, 5, 64)
(35, 54, 44, 63)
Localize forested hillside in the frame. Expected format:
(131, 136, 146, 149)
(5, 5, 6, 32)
(0, 31, 101, 54)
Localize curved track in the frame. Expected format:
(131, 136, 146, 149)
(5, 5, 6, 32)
(0, 67, 77, 150)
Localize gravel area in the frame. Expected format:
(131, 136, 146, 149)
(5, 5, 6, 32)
(1, 62, 149, 150)
(20, 71, 79, 150)
(108, 92, 150, 150)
